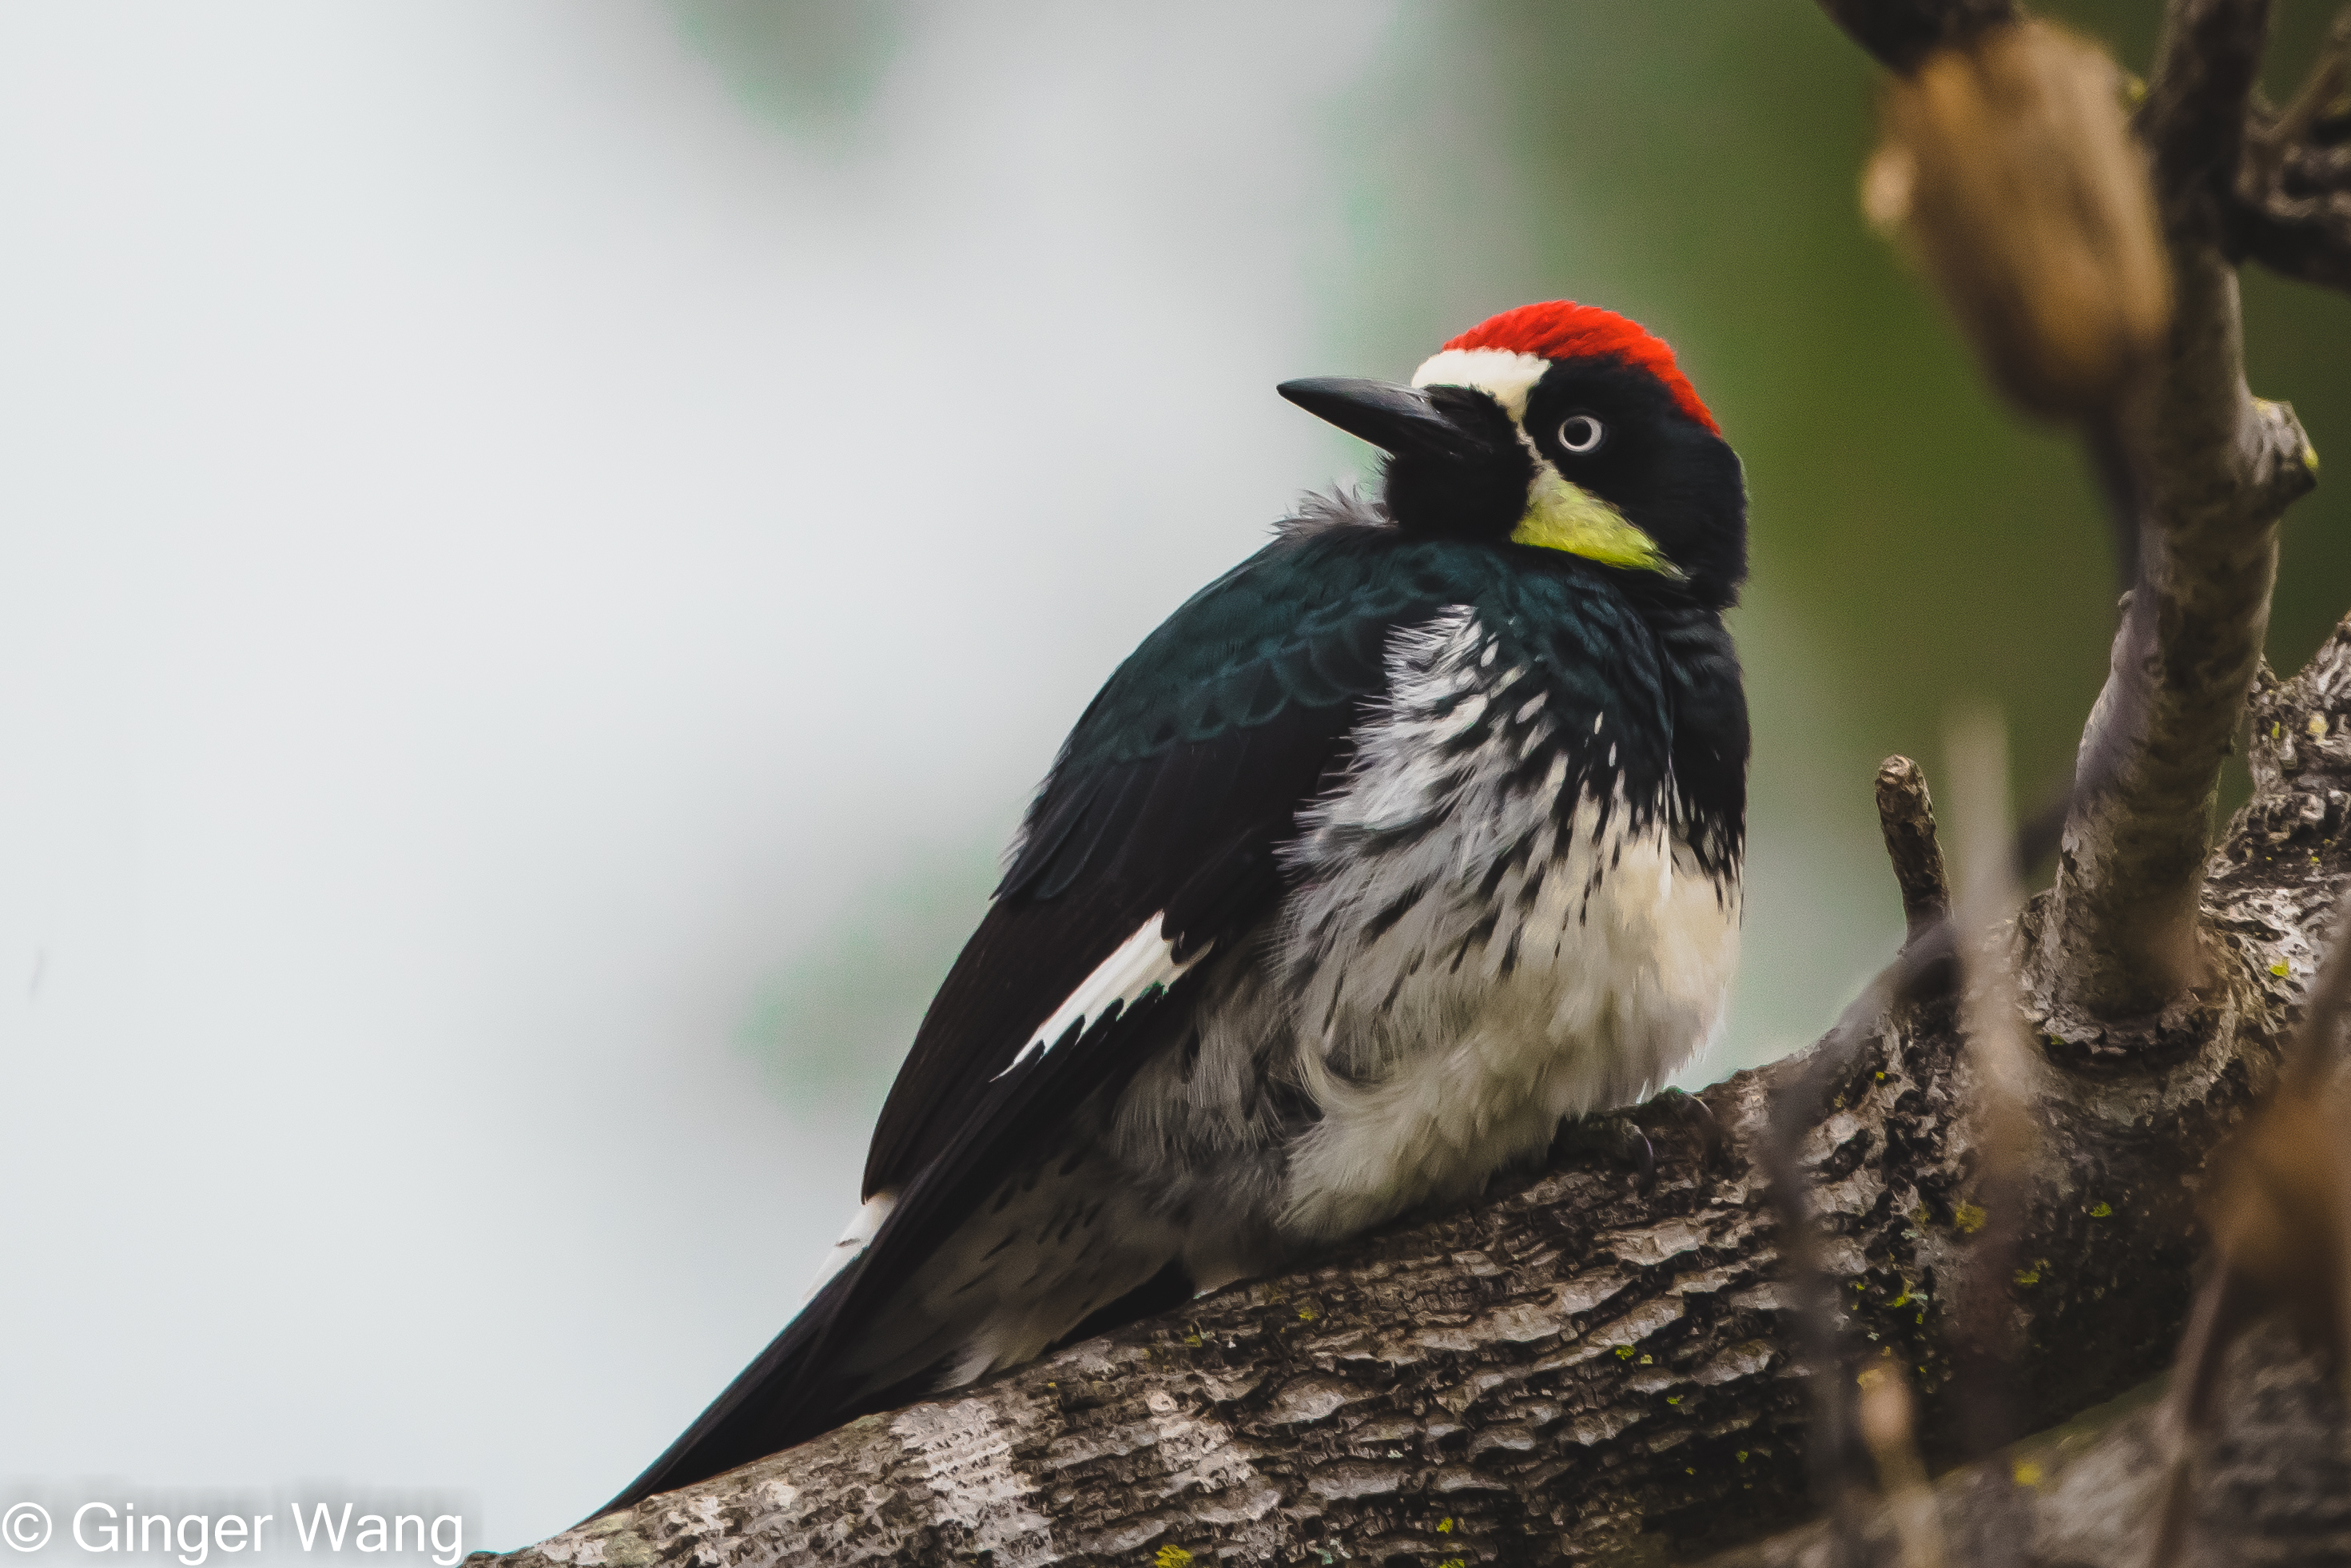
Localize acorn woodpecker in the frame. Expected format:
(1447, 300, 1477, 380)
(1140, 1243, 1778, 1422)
(601, 300, 1748, 1514)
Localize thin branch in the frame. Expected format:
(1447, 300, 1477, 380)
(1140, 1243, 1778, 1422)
(1876, 756, 1953, 947)
(1937, 714, 2035, 1568)
(2141, 0, 2275, 245)
(1760, 994, 1891, 1568)
(2230, 7, 2351, 291)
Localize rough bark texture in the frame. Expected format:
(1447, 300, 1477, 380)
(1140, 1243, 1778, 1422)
(1701, 1320, 2351, 1568)
(490, 624, 2351, 1566)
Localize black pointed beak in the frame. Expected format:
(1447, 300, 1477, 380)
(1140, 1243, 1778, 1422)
(1276, 377, 1493, 462)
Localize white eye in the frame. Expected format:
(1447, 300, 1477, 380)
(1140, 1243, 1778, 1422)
(1557, 413, 1605, 454)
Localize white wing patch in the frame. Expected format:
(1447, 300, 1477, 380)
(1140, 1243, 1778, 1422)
(993, 913, 1199, 1080)
(801, 1188, 897, 1303)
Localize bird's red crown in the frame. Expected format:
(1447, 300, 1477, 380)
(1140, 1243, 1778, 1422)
(1443, 301, 1719, 436)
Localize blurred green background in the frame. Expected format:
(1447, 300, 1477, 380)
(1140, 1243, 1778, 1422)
(732, 0, 2351, 1106)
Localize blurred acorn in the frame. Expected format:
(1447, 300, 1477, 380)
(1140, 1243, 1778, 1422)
(1864, 20, 2171, 422)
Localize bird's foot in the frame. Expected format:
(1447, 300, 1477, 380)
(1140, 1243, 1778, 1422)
(1553, 1091, 1716, 1182)
(1648, 1084, 1714, 1130)
(1645, 1084, 1722, 1162)
(1550, 1112, 1656, 1181)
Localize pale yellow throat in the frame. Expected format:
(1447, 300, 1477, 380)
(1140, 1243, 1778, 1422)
(1510, 469, 1681, 577)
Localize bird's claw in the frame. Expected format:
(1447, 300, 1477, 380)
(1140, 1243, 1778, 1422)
(1649, 1084, 1724, 1163)
(1552, 1112, 1656, 1181)
(1650, 1084, 1716, 1129)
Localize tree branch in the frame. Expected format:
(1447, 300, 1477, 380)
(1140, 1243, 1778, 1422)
(1698, 1319, 2351, 1568)
(491, 621, 2351, 1566)
(2031, 254, 2312, 1025)
(1876, 756, 1952, 946)
(1828, 0, 2321, 1030)
(2227, 6, 2351, 292)
(2019, 0, 2319, 1026)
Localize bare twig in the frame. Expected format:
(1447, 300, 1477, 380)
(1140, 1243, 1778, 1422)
(2080, 406, 2148, 596)
(1761, 730, 2105, 1567)
(2230, 7, 2351, 291)
(2243, 9, 2349, 193)
(2141, 0, 2275, 245)
(2144, 1268, 2253, 1568)
(1876, 757, 1953, 947)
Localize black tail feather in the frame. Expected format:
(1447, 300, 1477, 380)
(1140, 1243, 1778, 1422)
(587, 1264, 881, 1522)
(592, 989, 1202, 1524)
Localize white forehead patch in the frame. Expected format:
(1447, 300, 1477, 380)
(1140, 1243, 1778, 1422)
(1410, 347, 1551, 420)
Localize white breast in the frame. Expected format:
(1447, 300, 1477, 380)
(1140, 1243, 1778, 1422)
(1271, 606, 1739, 1242)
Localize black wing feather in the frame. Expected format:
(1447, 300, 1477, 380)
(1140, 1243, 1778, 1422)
(601, 686, 1372, 1516)
(594, 516, 1502, 1518)
(865, 694, 1361, 1194)
(598, 986, 1191, 1515)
